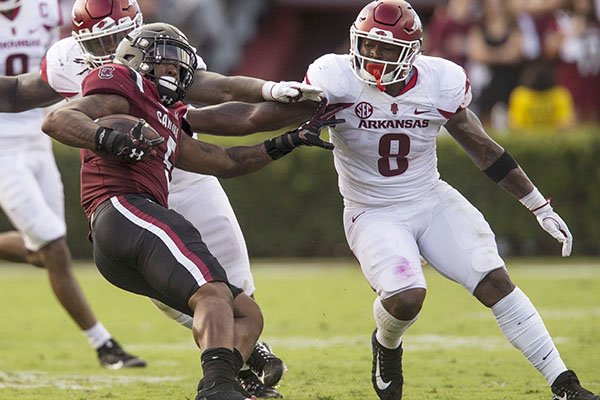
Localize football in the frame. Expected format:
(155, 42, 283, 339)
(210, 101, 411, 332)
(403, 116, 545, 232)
(95, 114, 161, 142)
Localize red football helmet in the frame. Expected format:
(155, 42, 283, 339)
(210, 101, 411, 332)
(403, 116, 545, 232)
(350, 0, 423, 89)
(0, 0, 22, 11)
(71, 0, 143, 67)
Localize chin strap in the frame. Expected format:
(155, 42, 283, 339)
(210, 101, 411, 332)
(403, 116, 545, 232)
(366, 63, 386, 92)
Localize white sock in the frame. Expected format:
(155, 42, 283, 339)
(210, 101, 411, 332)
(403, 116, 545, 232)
(373, 297, 419, 349)
(84, 322, 112, 349)
(492, 287, 567, 385)
(150, 298, 193, 329)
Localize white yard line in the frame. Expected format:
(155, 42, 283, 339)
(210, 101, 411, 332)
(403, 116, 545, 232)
(0, 371, 182, 390)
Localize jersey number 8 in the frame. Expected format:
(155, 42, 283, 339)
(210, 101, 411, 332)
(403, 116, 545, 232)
(378, 133, 410, 177)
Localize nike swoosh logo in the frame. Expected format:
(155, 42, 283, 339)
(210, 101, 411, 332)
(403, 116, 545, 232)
(542, 349, 553, 360)
(352, 211, 366, 223)
(414, 109, 428, 115)
(106, 360, 124, 370)
(375, 353, 391, 390)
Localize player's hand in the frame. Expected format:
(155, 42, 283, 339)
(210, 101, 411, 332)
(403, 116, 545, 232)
(95, 119, 164, 162)
(262, 80, 324, 103)
(292, 98, 346, 149)
(533, 202, 573, 257)
(264, 99, 345, 159)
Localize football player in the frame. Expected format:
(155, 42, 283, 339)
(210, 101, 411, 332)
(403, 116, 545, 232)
(40, 22, 341, 400)
(0, 0, 323, 396)
(302, 1, 598, 399)
(0, 0, 145, 369)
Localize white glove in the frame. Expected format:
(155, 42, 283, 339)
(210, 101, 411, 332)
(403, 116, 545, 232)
(533, 202, 573, 257)
(262, 81, 324, 103)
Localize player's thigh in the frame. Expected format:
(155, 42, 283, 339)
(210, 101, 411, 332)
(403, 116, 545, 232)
(169, 170, 254, 295)
(420, 183, 505, 293)
(0, 151, 65, 251)
(344, 207, 425, 300)
(92, 194, 238, 315)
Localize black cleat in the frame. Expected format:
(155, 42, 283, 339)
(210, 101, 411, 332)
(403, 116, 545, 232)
(196, 379, 256, 400)
(371, 329, 403, 400)
(551, 370, 600, 400)
(247, 341, 287, 387)
(97, 338, 146, 369)
(237, 369, 283, 398)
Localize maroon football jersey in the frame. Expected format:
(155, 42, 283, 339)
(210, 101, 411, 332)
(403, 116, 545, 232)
(80, 63, 188, 219)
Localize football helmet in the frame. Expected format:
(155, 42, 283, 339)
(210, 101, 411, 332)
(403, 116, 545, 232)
(114, 23, 198, 105)
(350, 0, 423, 90)
(0, 0, 23, 11)
(71, 0, 143, 68)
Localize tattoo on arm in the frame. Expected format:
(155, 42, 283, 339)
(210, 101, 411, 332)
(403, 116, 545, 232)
(41, 94, 130, 149)
(176, 134, 272, 178)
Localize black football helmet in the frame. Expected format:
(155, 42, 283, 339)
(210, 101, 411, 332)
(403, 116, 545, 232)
(114, 22, 198, 105)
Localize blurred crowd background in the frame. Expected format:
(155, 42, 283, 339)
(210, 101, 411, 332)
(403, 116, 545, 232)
(57, 0, 600, 132)
(30, 0, 598, 259)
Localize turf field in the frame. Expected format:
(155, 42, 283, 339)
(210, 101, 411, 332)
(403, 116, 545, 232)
(0, 258, 599, 399)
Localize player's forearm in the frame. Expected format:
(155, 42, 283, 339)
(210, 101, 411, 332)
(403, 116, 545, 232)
(0, 76, 18, 112)
(42, 108, 98, 150)
(187, 101, 314, 136)
(187, 71, 264, 104)
(0, 73, 63, 112)
(219, 144, 274, 178)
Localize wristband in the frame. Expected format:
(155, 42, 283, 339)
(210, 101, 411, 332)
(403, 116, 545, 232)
(264, 131, 303, 160)
(261, 81, 276, 101)
(483, 151, 518, 183)
(95, 127, 115, 153)
(519, 188, 548, 211)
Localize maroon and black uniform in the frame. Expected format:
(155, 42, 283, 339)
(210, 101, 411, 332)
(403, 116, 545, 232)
(80, 64, 238, 315)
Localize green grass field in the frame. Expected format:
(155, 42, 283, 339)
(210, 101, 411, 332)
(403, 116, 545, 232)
(0, 258, 599, 399)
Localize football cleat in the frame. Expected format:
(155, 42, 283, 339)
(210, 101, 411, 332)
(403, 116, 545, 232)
(237, 369, 283, 398)
(371, 329, 404, 400)
(551, 370, 600, 400)
(196, 379, 256, 400)
(247, 341, 287, 387)
(97, 338, 147, 369)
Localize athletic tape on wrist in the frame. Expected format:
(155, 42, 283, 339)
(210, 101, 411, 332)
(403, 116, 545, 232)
(261, 81, 276, 101)
(519, 188, 548, 211)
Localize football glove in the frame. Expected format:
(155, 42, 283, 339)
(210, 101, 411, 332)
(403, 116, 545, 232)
(262, 80, 324, 103)
(264, 99, 345, 159)
(533, 202, 573, 257)
(95, 119, 164, 162)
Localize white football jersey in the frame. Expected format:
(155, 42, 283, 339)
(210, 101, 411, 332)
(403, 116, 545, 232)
(0, 0, 62, 145)
(306, 54, 471, 207)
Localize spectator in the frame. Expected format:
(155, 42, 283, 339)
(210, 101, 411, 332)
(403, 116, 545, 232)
(468, 0, 525, 129)
(507, 61, 575, 131)
(424, 0, 477, 68)
(137, 0, 266, 74)
(546, 0, 600, 124)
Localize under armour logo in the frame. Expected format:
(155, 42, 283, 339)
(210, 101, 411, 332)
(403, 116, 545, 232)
(129, 149, 145, 161)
